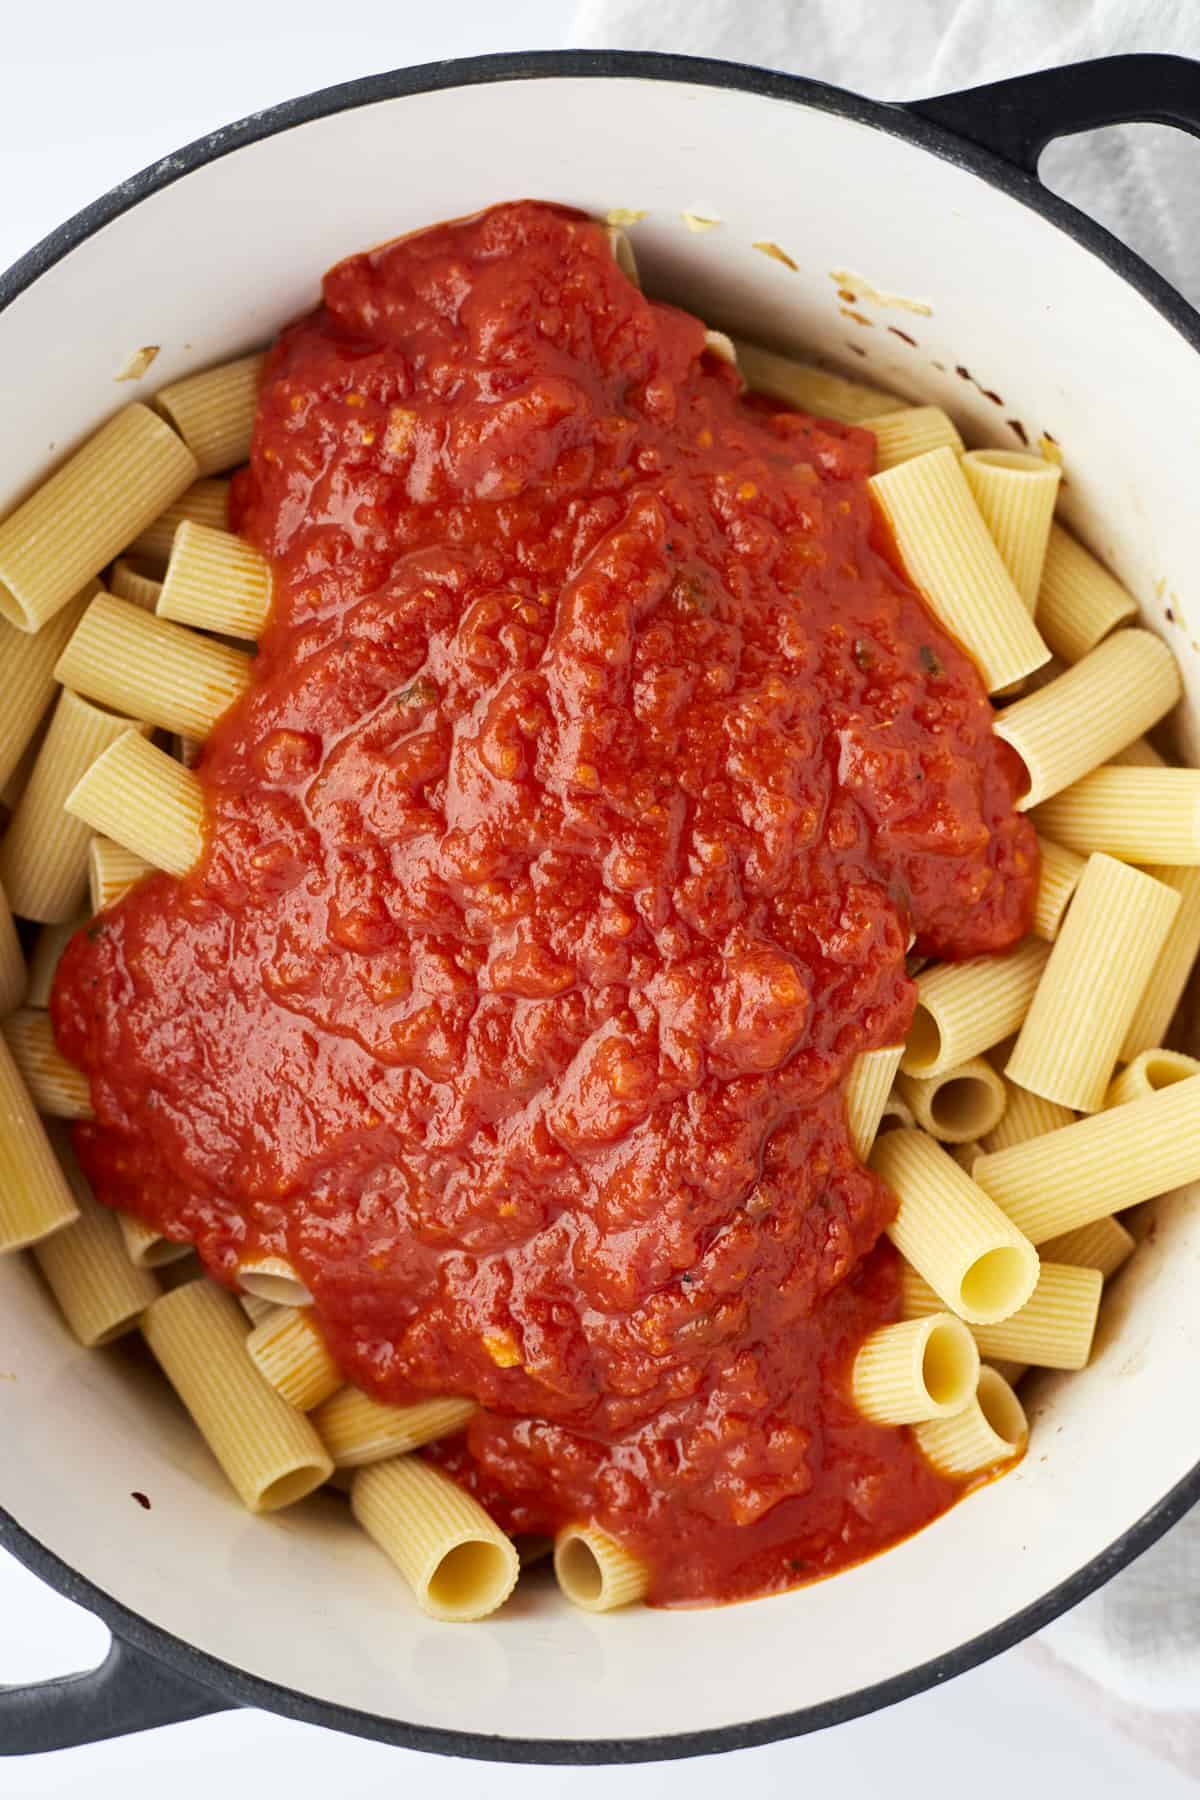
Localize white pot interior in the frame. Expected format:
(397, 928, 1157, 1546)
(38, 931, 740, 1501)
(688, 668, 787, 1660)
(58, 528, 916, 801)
(3, 72, 1200, 1747)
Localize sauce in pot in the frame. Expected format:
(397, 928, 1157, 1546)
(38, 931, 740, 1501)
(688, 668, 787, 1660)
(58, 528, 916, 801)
(54, 201, 1037, 1603)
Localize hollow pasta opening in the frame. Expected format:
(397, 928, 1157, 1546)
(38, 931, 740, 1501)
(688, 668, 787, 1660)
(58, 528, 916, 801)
(977, 1367, 1028, 1450)
(876, 1096, 914, 1137)
(1142, 1051, 1197, 1092)
(921, 1320, 977, 1411)
(930, 1075, 1003, 1141)
(966, 450, 1052, 476)
(428, 1539, 513, 1616)
(556, 1532, 605, 1607)
(91, 1313, 142, 1349)
(239, 1263, 313, 1307)
(959, 1246, 1031, 1320)
(138, 1236, 192, 1269)
(258, 1462, 328, 1512)
(904, 1007, 941, 1074)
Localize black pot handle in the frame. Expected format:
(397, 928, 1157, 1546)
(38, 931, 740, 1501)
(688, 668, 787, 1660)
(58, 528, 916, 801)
(0, 1634, 232, 1755)
(907, 52, 1200, 176)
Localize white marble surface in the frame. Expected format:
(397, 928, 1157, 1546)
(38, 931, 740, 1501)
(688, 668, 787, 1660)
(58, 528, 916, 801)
(1, 4, 1195, 1792)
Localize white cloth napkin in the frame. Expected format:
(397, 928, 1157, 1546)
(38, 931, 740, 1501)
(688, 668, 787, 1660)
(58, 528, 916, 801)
(1047, 1506, 1200, 1709)
(573, 0, 1200, 1733)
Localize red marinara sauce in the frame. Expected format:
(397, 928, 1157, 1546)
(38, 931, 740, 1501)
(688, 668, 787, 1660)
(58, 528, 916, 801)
(53, 202, 1037, 1606)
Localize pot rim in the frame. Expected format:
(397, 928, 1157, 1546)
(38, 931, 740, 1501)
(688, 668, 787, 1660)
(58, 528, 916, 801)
(3, 46, 1199, 1765)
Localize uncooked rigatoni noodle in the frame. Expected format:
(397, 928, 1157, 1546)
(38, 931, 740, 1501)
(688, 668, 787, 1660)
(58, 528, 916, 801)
(901, 1262, 1102, 1371)
(895, 1055, 1007, 1144)
(0, 406, 197, 630)
(153, 354, 266, 479)
(0, 1034, 79, 1252)
(734, 338, 904, 421)
(128, 477, 231, 565)
(64, 731, 205, 877)
(1035, 522, 1138, 663)
(157, 520, 273, 640)
(1, 1007, 93, 1118)
(32, 1128, 159, 1348)
(901, 939, 1050, 1078)
(960, 449, 1060, 612)
(25, 918, 82, 1010)
(141, 1282, 332, 1512)
(1033, 767, 1200, 863)
(972, 1076, 1200, 1243)
(993, 629, 1180, 809)
(1031, 834, 1085, 941)
(869, 446, 1050, 692)
(55, 592, 253, 739)
(1004, 855, 1180, 1110)
(870, 1129, 1039, 1324)
(844, 1044, 905, 1160)
(0, 690, 147, 923)
(859, 406, 963, 471)
(915, 1367, 1028, 1479)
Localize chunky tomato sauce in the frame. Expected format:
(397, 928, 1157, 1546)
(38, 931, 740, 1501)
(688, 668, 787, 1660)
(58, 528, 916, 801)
(53, 202, 1037, 1605)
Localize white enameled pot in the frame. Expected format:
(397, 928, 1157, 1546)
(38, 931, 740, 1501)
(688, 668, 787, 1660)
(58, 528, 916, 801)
(2, 49, 1200, 1766)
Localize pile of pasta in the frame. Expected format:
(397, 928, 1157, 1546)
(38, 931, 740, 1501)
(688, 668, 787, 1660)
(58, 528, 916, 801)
(2, 323, 1200, 1625)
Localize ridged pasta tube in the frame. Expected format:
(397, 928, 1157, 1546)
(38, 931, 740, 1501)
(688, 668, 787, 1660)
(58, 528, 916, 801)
(901, 940, 1050, 1078)
(314, 1386, 478, 1470)
(1031, 835, 1085, 941)
(553, 1523, 650, 1613)
(1005, 856, 1180, 1110)
(981, 1077, 1074, 1153)
(157, 521, 272, 640)
(1120, 867, 1200, 1059)
(1033, 768, 1200, 864)
(994, 630, 1180, 810)
(961, 450, 1060, 612)
(869, 447, 1049, 692)
(851, 1314, 979, 1423)
(844, 1045, 904, 1160)
(26, 918, 81, 1010)
(34, 1130, 159, 1346)
(142, 1281, 332, 1512)
(861, 407, 963, 470)
(1, 1008, 93, 1118)
(55, 592, 252, 740)
(901, 1261, 1101, 1370)
(870, 1129, 1039, 1324)
(0, 1033, 79, 1251)
(972, 1074, 1200, 1242)
(153, 354, 265, 478)
(128, 478, 231, 565)
(88, 836, 153, 912)
(246, 1306, 342, 1411)
(0, 585, 93, 794)
(118, 1211, 193, 1270)
(65, 732, 205, 878)
(895, 1056, 1007, 1144)
(734, 340, 904, 421)
(0, 406, 197, 629)
(0, 690, 146, 922)
(915, 1367, 1028, 1476)
(1035, 523, 1138, 664)
(1041, 1216, 1134, 1280)
(352, 1455, 519, 1622)
(236, 1255, 311, 1307)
